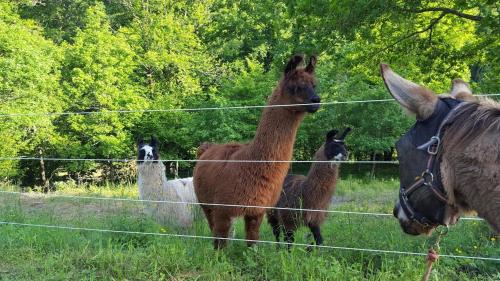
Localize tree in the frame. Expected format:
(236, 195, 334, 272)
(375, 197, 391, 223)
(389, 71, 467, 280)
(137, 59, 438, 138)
(0, 1, 63, 188)
(57, 3, 146, 181)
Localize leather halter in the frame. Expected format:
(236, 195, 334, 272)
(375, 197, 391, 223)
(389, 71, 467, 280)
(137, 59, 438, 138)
(399, 99, 467, 227)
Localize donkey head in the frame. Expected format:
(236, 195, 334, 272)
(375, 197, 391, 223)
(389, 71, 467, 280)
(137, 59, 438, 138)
(324, 128, 351, 161)
(137, 136, 160, 164)
(279, 54, 321, 113)
(381, 64, 469, 235)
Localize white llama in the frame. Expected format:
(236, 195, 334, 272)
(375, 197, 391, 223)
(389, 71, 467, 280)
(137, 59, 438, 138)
(137, 137, 198, 228)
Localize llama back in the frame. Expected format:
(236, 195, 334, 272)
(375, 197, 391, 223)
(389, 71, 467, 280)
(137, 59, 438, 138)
(196, 142, 213, 158)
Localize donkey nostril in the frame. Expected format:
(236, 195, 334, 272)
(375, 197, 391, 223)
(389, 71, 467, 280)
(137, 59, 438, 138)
(311, 96, 321, 103)
(393, 205, 399, 218)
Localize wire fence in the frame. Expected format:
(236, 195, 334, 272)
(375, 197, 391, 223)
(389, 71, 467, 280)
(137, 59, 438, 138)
(0, 190, 484, 221)
(0, 94, 499, 118)
(0, 221, 498, 262)
(0, 94, 497, 264)
(0, 157, 398, 164)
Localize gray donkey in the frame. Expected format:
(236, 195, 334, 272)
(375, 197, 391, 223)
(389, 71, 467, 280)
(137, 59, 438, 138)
(381, 64, 499, 235)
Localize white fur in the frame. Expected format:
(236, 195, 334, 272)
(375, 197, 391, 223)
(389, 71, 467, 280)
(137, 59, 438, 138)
(140, 145, 155, 160)
(137, 161, 198, 228)
(396, 201, 409, 222)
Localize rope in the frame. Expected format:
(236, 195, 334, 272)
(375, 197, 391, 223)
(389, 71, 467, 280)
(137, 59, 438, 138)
(0, 190, 484, 221)
(1, 94, 498, 118)
(422, 226, 448, 281)
(0, 157, 399, 164)
(0, 221, 498, 261)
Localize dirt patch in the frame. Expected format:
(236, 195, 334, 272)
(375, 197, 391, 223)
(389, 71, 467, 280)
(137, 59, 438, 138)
(0, 193, 147, 222)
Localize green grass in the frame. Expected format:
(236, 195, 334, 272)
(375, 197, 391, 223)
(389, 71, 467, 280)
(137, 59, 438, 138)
(0, 179, 498, 280)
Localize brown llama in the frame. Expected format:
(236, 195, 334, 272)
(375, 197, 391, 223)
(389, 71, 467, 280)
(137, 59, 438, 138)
(267, 128, 350, 248)
(381, 64, 500, 235)
(194, 55, 321, 249)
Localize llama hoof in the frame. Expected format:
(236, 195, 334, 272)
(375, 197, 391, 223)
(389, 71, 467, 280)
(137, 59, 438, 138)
(213, 239, 227, 250)
(306, 245, 314, 253)
(306, 243, 320, 253)
(246, 241, 258, 248)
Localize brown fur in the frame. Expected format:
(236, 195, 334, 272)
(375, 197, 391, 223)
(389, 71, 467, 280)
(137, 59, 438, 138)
(440, 98, 500, 232)
(196, 142, 213, 158)
(450, 79, 476, 102)
(267, 145, 340, 245)
(193, 55, 318, 248)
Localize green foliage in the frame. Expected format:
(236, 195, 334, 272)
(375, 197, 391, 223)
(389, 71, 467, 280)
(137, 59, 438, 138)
(0, 2, 63, 181)
(56, 3, 146, 177)
(0, 0, 498, 184)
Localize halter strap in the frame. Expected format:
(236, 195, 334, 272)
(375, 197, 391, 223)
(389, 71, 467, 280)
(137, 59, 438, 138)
(399, 100, 468, 227)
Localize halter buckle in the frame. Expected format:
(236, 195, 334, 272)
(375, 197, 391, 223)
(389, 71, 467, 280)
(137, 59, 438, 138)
(421, 170, 434, 184)
(427, 136, 440, 155)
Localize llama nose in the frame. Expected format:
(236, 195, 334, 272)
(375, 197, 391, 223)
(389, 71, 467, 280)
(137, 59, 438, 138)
(311, 95, 321, 103)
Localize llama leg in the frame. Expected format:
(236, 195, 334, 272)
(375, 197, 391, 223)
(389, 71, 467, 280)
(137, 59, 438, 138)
(212, 212, 232, 249)
(201, 207, 214, 231)
(308, 224, 323, 245)
(283, 228, 295, 250)
(267, 215, 281, 242)
(244, 214, 264, 247)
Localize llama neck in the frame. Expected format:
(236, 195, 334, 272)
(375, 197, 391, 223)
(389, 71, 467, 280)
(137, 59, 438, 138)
(303, 148, 339, 195)
(249, 96, 305, 160)
(137, 161, 168, 199)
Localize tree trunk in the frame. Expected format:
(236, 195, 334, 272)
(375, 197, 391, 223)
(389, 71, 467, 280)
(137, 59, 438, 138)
(370, 151, 377, 178)
(38, 147, 49, 193)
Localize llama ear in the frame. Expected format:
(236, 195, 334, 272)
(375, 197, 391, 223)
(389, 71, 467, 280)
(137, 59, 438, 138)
(150, 136, 158, 147)
(380, 64, 438, 120)
(284, 54, 304, 75)
(338, 127, 352, 140)
(305, 55, 317, 73)
(326, 129, 338, 142)
(450, 79, 475, 101)
(137, 136, 144, 145)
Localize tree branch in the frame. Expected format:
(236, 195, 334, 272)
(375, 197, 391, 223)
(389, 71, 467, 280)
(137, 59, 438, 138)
(370, 12, 447, 58)
(405, 7, 483, 21)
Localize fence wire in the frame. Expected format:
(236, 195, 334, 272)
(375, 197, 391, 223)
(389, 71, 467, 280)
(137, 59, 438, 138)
(0, 157, 399, 164)
(0, 190, 484, 221)
(0, 221, 498, 262)
(0, 94, 499, 118)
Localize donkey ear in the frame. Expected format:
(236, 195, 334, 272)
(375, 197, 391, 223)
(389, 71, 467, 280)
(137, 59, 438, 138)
(326, 129, 338, 141)
(305, 55, 317, 73)
(450, 79, 476, 101)
(284, 54, 304, 75)
(380, 64, 437, 120)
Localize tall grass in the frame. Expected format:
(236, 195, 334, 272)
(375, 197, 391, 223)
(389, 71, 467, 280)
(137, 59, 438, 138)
(0, 179, 498, 280)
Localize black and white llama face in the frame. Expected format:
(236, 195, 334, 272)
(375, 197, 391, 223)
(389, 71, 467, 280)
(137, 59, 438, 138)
(137, 137, 159, 164)
(324, 128, 351, 161)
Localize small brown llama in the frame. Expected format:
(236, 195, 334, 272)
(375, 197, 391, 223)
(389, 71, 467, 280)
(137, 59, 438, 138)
(381, 64, 500, 235)
(194, 54, 321, 249)
(267, 128, 350, 248)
